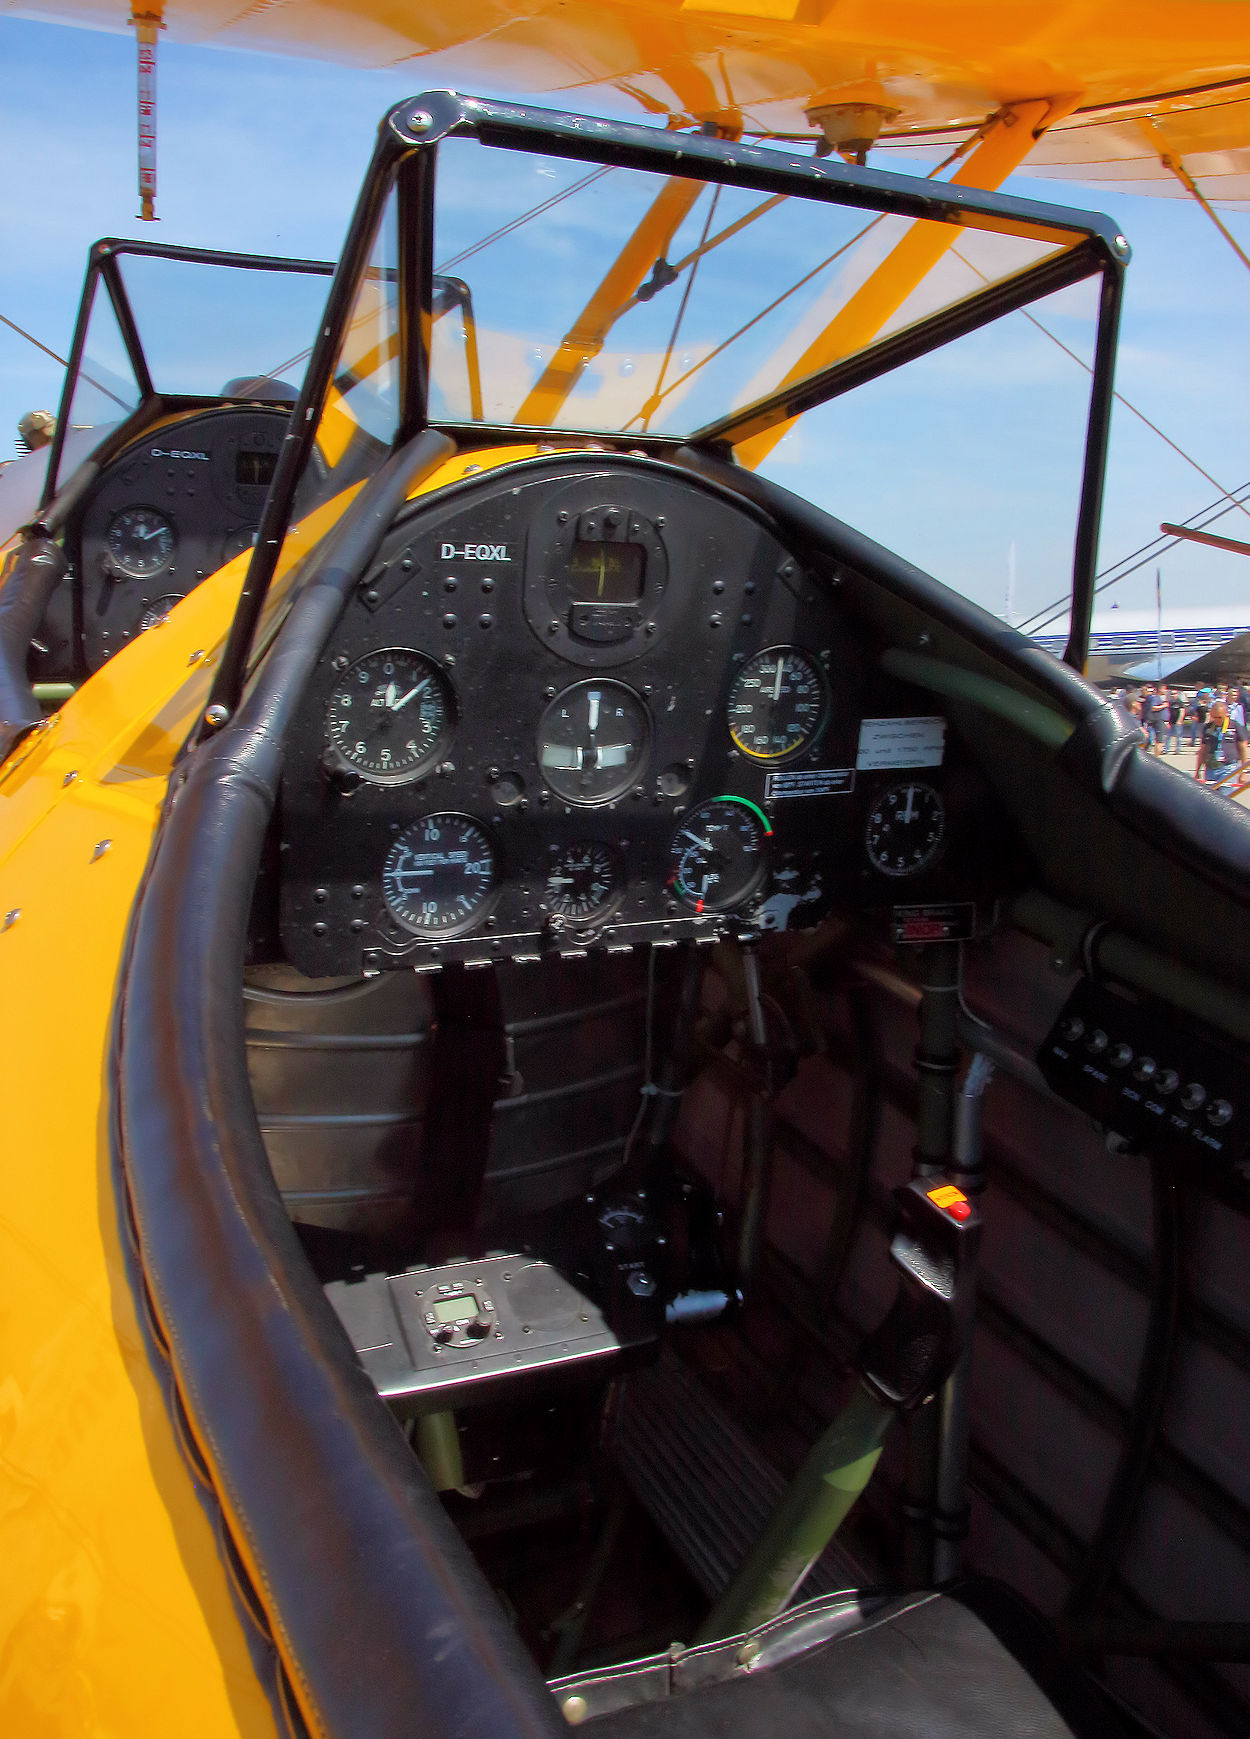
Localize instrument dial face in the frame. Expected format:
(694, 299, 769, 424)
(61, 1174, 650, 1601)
(543, 840, 622, 922)
(536, 680, 650, 804)
(381, 814, 498, 936)
(325, 649, 455, 785)
(668, 797, 771, 913)
(139, 594, 183, 630)
(865, 782, 946, 877)
(727, 646, 828, 761)
(106, 507, 176, 579)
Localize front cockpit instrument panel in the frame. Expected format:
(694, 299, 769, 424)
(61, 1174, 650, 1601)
(31, 405, 323, 682)
(277, 458, 1010, 974)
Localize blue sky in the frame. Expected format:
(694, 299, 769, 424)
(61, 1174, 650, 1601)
(1, 15, 1247, 628)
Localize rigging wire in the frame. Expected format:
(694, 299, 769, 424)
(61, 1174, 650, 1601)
(435, 164, 615, 273)
(637, 184, 722, 431)
(1139, 120, 1250, 276)
(0, 311, 68, 371)
(949, 243, 1250, 527)
(621, 134, 977, 430)
(1017, 482, 1250, 636)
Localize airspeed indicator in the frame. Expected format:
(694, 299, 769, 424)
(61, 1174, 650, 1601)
(727, 646, 828, 761)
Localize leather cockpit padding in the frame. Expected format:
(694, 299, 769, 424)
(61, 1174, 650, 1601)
(1105, 747, 1250, 908)
(673, 452, 1250, 912)
(582, 1588, 1133, 1739)
(0, 534, 66, 760)
(117, 429, 567, 1739)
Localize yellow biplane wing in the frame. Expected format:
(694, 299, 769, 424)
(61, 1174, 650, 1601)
(5, 0, 1250, 208)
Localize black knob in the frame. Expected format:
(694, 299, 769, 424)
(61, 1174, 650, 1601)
(1133, 1056, 1157, 1083)
(1109, 1042, 1133, 1070)
(432, 1324, 454, 1345)
(1058, 1016, 1085, 1043)
(1154, 1068, 1180, 1095)
(1208, 1099, 1234, 1129)
(1085, 1029, 1109, 1056)
(465, 1315, 492, 1340)
(1180, 1082, 1207, 1112)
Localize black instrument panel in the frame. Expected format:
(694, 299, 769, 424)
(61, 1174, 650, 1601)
(278, 459, 1008, 975)
(33, 405, 309, 680)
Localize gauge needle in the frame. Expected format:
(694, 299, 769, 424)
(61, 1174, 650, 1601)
(683, 828, 714, 851)
(390, 679, 429, 711)
(548, 875, 574, 886)
(588, 690, 601, 732)
(772, 659, 784, 702)
(902, 786, 915, 824)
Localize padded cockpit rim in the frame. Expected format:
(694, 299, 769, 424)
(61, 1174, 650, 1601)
(115, 427, 568, 1739)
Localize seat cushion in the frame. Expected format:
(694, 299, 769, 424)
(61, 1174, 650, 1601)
(555, 1585, 1137, 1739)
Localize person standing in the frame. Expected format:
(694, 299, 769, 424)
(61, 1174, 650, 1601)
(1162, 685, 1182, 754)
(1197, 697, 1249, 790)
(1139, 684, 1162, 754)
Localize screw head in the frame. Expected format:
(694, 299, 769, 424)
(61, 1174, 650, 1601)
(562, 1696, 589, 1725)
(408, 108, 434, 132)
(204, 703, 230, 728)
(2, 909, 19, 931)
(91, 839, 112, 862)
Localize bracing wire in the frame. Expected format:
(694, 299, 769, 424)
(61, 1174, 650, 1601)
(638, 184, 722, 431)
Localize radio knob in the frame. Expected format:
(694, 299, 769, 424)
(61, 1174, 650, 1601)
(432, 1324, 454, 1345)
(1154, 1068, 1180, 1095)
(1208, 1099, 1234, 1129)
(465, 1315, 492, 1340)
(1179, 1082, 1207, 1112)
(1109, 1043, 1134, 1069)
(1058, 1016, 1086, 1043)
(1085, 1029, 1109, 1056)
(1132, 1056, 1157, 1083)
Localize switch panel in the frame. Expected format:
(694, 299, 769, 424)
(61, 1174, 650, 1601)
(1038, 981, 1250, 1205)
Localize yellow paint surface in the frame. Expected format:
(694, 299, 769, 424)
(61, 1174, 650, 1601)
(0, 444, 524, 1733)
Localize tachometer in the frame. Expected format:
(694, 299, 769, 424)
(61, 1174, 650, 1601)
(667, 797, 771, 913)
(727, 646, 828, 761)
(536, 680, 649, 805)
(865, 782, 946, 877)
(543, 840, 622, 922)
(381, 814, 498, 936)
(106, 507, 176, 579)
(325, 649, 455, 784)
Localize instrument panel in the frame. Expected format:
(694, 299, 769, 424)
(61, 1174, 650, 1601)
(278, 458, 1009, 975)
(32, 405, 319, 680)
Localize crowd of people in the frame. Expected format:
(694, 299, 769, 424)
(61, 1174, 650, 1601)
(1112, 680, 1250, 792)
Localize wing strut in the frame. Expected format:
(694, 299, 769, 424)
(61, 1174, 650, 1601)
(131, 6, 163, 221)
(515, 174, 705, 426)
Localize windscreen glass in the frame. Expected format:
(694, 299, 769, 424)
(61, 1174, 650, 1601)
(117, 253, 330, 401)
(431, 136, 1076, 437)
(757, 275, 1104, 645)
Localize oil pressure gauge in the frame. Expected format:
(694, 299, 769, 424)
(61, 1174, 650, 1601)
(668, 796, 771, 913)
(727, 646, 828, 762)
(865, 781, 946, 877)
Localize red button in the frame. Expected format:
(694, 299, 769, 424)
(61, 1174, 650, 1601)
(946, 1199, 973, 1221)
